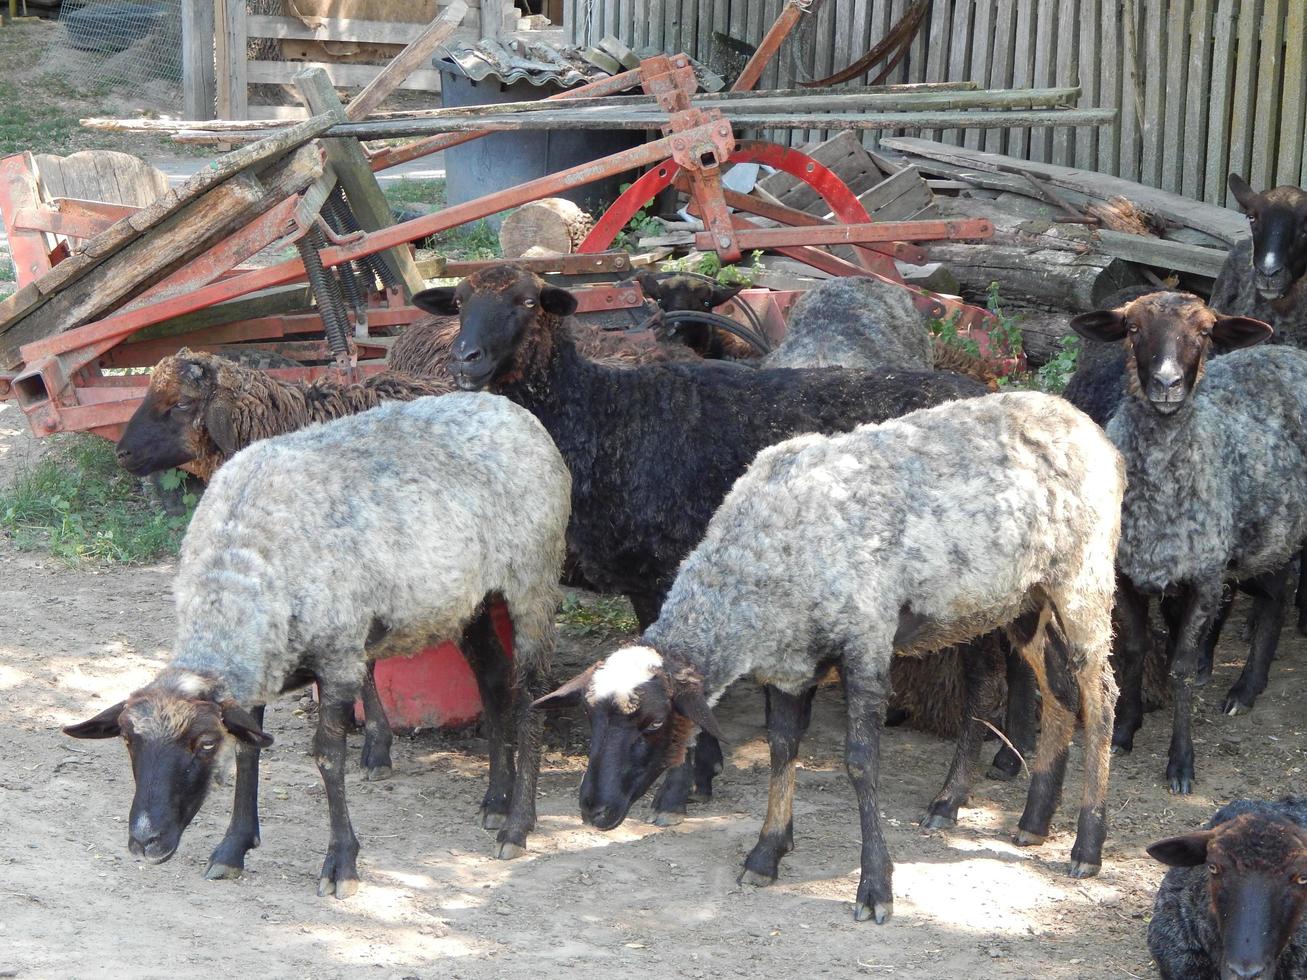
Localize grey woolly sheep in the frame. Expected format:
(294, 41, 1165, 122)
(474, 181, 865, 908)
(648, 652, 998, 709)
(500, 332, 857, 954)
(538, 390, 1124, 924)
(1071, 291, 1307, 794)
(1147, 796, 1307, 980)
(66, 394, 571, 898)
(762, 275, 934, 370)
(1211, 175, 1307, 348)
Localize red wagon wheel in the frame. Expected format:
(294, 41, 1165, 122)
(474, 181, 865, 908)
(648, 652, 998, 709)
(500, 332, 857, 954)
(579, 139, 896, 280)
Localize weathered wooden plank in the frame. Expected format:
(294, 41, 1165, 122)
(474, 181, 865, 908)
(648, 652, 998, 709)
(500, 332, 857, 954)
(965, 0, 995, 151)
(33, 151, 167, 209)
(295, 68, 425, 299)
(987, 0, 1018, 154)
(1009, 0, 1037, 159)
(1097, 0, 1120, 175)
(946, 0, 973, 147)
(248, 60, 443, 91)
(1250, 0, 1285, 190)
(346, 1, 467, 120)
(215, 0, 248, 121)
(1226, 0, 1261, 190)
(881, 137, 1250, 241)
(1030, 0, 1057, 162)
(1051, 0, 1080, 167)
(1094, 228, 1228, 277)
(1140, 0, 1166, 187)
(1118, 0, 1141, 180)
(1203, 0, 1238, 204)
(1160, 0, 1190, 192)
(1277, 0, 1306, 186)
(125, 286, 317, 345)
(181, 0, 216, 120)
(1181, 0, 1212, 200)
(1074, 0, 1099, 169)
(247, 14, 431, 44)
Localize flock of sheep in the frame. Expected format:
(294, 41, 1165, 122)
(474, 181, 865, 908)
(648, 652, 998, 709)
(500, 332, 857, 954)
(59, 174, 1307, 979)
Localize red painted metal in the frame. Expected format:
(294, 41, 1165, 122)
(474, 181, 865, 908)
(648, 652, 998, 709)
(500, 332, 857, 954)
(733, 0, 808, 92)
(13, 207, 117, 240)
(571, 283, 646, 313)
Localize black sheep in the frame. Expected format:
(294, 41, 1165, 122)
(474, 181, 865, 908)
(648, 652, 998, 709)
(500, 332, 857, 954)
(414, 263, 987, 823)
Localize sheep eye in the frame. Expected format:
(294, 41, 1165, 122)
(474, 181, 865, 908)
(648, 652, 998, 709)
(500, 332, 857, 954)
(1208, 863, 1221, 875)
(703, 300, 713, 309)
(197, 739, 219, 754)
(523, 299, 537, 309)
(642, 719, 665, 734)
(1296, 874, 1307, 886)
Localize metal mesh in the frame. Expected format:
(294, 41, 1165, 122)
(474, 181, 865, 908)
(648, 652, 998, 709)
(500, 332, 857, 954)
(45, 0, 183, 95)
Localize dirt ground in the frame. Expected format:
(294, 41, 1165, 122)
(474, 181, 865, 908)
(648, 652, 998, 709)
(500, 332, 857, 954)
(3, 404, 1307, 979)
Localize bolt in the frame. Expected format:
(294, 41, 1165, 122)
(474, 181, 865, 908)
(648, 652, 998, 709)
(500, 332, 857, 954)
(718, 235, 732, 249)
(674, 139, 685, 150)
(719, 126, 730, 136)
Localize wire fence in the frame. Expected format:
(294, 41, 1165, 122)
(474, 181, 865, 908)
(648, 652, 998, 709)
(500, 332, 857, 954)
(45, 0, 184, 97)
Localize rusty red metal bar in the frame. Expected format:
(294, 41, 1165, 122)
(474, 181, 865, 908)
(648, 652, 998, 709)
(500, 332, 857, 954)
(733, 0, 809, 93)
(693, 217, 994, 250)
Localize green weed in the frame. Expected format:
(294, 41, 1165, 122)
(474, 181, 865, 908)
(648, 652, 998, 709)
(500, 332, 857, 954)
(0, 434, 194, 564)
(0, 80, 79, 155)
(659, 250, 764, 285)
(556, 594, 638, 637)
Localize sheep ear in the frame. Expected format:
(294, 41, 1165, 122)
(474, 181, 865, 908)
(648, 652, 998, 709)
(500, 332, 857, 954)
(709, 282, 747, 307)
(1069, 309, 1128, 342)
(531, 664, 597, 709)
(413, 287, 459, 316)
(539, 285, 578, 317)
(1147, 831, 1213, 868)
(204, 397, 240, 456)
(1228, 173, 1257, 211)
(672, 684, 725, 742)
(635, 272, 664, 302)
(63, 700, 127, 739)
(220, 700, 273, 747)
(1212, 315, 1273, 349)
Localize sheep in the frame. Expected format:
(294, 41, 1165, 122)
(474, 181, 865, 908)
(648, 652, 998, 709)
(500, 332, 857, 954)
(1147, 796, 1307, 980)
(1070, 291, 1307, 794)
(115, 348, 453, 481)
(535, 390, 1124, 923)
(632, 272, 758, 360)
(65, 393, 571, 897)
(761, 274, 935, 370)
(413, 262, 986, 825)
(1211, 175, 1307, 349)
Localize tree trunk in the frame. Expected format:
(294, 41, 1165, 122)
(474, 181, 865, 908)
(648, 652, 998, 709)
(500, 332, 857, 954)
(498, 199, 594, 258)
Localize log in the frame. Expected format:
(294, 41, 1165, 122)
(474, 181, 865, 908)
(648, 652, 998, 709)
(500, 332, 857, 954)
(1012, 310, 1075, 367)
(926, 241, 1145, 312)
(498, 199, 594, 258)
(344, 0, 469, 121)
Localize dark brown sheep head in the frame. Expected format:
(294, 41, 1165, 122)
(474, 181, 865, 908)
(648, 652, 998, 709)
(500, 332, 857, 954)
(1229, 175, 1307, 300)
(635, 272, 746, 358)
(63, 668, 271, 864)
(1070, 291, 1270, 415)
(116, 350, 233, 479)
(412, 264, 578, 391)
(1149, 812, 1307, 980)
(533, 646, 724, 831)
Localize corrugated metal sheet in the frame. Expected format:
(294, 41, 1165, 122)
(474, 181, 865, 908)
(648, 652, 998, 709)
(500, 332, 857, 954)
(436, 38, 606, 88)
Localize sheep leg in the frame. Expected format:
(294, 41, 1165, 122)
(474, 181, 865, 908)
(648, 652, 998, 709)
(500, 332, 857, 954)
(1193, 584, 1234, 685)
(690, 732, 724, 802)
(1011, 609, 1074, 846)
(1296, 551, 1307, 636)
(1068, 655, 1113, 878)
(359, 661, 394, 781)
(1110, 579, 1151, 754)
(740, 684, 817, 885)
(842, 660, 893, 924)
(988, 639, 1037, 780)
(463, 608, 516, 829)
(204, 705, 264, 880)
(315, 694, 360, 899)
(926, 638, 1005, 827)
(1223, 566, 1289, 715)
(496, 664, 543, 860)
(1165, 581, 1221, 795)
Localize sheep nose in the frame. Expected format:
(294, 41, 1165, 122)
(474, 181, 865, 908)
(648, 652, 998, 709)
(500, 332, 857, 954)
(1226, 962, 1266, 979)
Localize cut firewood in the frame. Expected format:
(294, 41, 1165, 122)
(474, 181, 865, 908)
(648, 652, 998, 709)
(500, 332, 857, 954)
(498, 198, 594, 258)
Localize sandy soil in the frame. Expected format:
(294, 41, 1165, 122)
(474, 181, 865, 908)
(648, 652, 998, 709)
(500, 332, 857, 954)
(2, 404, 1306, 980)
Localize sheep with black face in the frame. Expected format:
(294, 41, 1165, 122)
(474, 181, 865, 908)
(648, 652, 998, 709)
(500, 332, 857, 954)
(538, 391, 1124, 924)
(1148, 797, 1307, 980)
(1070, 292, 1307, 793)
(67, 393, 570, 897)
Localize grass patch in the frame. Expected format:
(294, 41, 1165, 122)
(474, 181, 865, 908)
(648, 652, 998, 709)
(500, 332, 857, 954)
(557, 594, 638, 637)
(384, 177, 502, 261)
(0, 79, 80, 155)
(0, 255, 13, 301)
(0, 434, 194, 564)
(383, 177, 448, 211)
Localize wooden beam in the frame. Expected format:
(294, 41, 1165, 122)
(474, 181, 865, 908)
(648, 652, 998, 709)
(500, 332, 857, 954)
(295, 67, 425, 300)
(181, 0, 216, 120)
(248, 60, 444, 92)
(215, 0, 248, 120)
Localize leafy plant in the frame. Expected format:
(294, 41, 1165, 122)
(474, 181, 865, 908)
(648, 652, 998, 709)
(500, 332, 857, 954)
(0, 435, 194, 564)
(983, 281, 1024, 360)
(556, 594, 638, 637)
(614, 183, 664, 250)
(1032, 334, 1081, 394)
(658, 250, 764, 286)
(928, 309, 982, 360)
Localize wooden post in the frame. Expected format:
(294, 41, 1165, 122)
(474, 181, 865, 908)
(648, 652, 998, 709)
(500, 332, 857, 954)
(481, 0, 512, 40)
(345, 0, 469, 121)
(181, 0, 216, 120)
(295, 68, 426, 300)
(215, 0, 249, 121)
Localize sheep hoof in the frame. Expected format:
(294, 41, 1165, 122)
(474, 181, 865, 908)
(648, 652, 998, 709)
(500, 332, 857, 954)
(319, 875, 359, 900)
(1223, 699, 1249, 717)
(1109, 743, 1130, 756)
(365, 765, 393, 782)
(204, 862, 244, 881)
(480, 808, 508, 830)
(1013, 829, 1045, 847)
(738, 869, 777, 888)
(1168, 775, 1194, 795)
(853, 901, 892, 925)
(495, 841, 526, 861)
(652, 810, 684, 828)
(687, 789, 713, 804)
(1068, 860, 1101, 879)
(920, 813, 956, 830)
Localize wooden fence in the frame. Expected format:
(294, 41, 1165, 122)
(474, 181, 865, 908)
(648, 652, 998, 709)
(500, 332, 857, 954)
(563, 0, 1307, 208)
